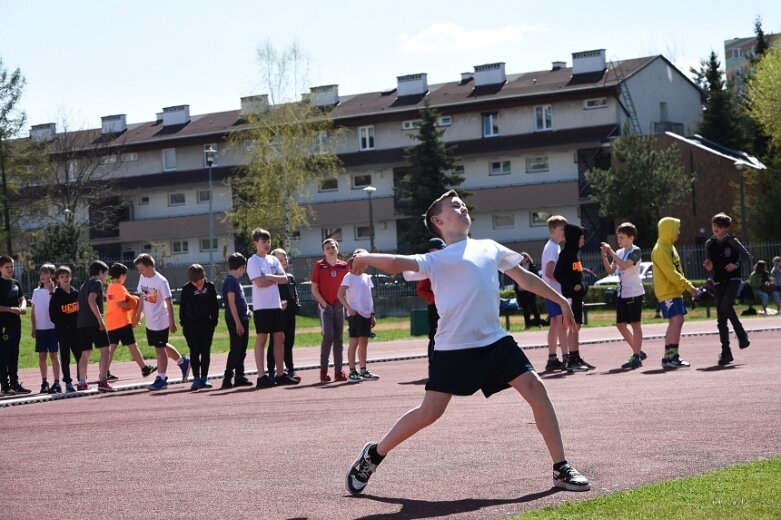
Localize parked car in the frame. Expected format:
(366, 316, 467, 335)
(593, 262, 653, 286)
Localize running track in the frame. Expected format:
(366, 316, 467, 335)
(2, 317, 780, 519)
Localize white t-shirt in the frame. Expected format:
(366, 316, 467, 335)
(137, 272, 173, 331)
(340, 273, 374, 318)
(617, 245, 645, 298)
(247, 254, 284, 310)
(415, 238, 522, 351)
(31, 287, 55, 330)
(541, 238, 562, 294)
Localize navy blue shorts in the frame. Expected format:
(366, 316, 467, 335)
(425, 336, 535, 398)
(660, 297, 687, 319)
(35, 329, 59, 353)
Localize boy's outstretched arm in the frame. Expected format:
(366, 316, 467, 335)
(506, 264, 576, 331)
(352, 253, 419, 274)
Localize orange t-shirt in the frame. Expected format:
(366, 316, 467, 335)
(105, 283, 132, 331)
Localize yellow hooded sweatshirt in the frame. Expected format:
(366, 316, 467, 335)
(652, 217, 695, 302)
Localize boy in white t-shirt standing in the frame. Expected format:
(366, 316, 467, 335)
(541, 216, 570, 371)
(31, 263, 61, 394)
(133, 254, 190, 391)
(337, 249, 378, 383)
(345, 190, 590, 496)
(246, 228, 300, 388)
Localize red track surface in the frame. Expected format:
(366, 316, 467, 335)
(2, 318, 780, 519)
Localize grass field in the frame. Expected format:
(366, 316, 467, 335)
(514, 456, 781, 519)
(16, 303, 765, 370)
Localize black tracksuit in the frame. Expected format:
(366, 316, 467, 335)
(179, 281, 219, 379)
(49, 286, 80, 384)
(704, 233, 750, 349)
(554, 224, 587, 324)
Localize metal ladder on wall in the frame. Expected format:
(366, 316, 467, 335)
(609, 59, 642, 135)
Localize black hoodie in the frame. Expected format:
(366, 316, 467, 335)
(554, 224, 586, 298)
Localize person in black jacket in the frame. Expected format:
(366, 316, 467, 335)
(514, 252, 542, 329)
(267, 249, 301, 381)
(49, 266, 80, 393)
(179, 264, 219, 390)
(703, 213, 751, 366)
(554, 224, 592, 372)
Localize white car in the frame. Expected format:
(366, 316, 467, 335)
(593, 261, 653, 286)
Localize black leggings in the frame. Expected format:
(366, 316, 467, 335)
(56, 327, 80, 384)
(183, 324, 215, 378)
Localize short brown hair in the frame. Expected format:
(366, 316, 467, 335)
(109, 262, 128, 279)
(547, 215, 567, 231)
(187, 264, 205, 282)
(39, 263, 56, 275)
(423, 189, 459, 239)
(322, 238, 339, 250)
(712, 213, 732, 228)
(55, 265, 72, 278)
(616, 222, 637, 238)
(227, 252, 247, 270)
(252, 228, 271, 242)
(133, 253, 155, 267)
(0, 255, 13, 267)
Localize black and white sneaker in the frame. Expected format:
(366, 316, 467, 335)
(553, 462, 591, 491)
(346, 442, 379, 495)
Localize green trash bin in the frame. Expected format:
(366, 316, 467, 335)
(410, 308, 429, 336)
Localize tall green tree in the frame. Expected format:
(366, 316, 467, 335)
(586, 129, 693, 248)
(28, 220, 95, 267)
(228, 42, 342, 251)
(734, 16, 771, 157)
(397, 102, 464, 253)
(691, 52, 745, 150)
(748, 44, 781, 151)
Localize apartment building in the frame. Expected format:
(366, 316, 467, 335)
(24, 49, 702, 265)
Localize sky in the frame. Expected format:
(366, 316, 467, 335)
(1, 0, 780, 132)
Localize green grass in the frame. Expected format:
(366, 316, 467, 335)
(515, 456, 781, 519)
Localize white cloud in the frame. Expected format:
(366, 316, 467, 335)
(400, 22, 544, 54)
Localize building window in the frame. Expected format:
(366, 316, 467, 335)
(121, 152, 138, 162)
(482, 112, 499, 137)
(322, 227, 342, 241)
(489, 160, 512, 175)
(492, 214, 515, 229)
(355, 225, 372, 240)
(203, 144, 218, 167)
(352, 174, 372, 188)
(525, 156, 549, 173)
(168, 193, 185, 206)
(143, 243, 152, 251)
(583, 98, 607, 110)
(402, 120, 421, 131)
(162, 148, 177, 171)
(314, 131, 329, 154)
(359, 126, 375, 150)
(319, 177, 338, 192)
(197, 190, 211, 203)
(437, 116, 452, 127)
(535, 105, 552, 131)
(138, 196, 150, 206)
(172, 240, 189, 254)
(100, 155, 117, 165)
(530, 210, 552, 227)
(200, 238, 218, 252)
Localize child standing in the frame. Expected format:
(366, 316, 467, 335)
(266, 248, 301, 381)
(0, 255, 30, 395)
(49, 266, 79, 393)
(601, 222, 647, 369)
(541, 216, 570, 371)
(651, 217, 698, 369)
(703, 213, 751, 366)
(221, 253, 252, 389)
(133, 254, 190, 391)
(311, 238, 349, 382)
(345, 190, 589, 495)
(771, 257, 781, 294)
(337, 249, 378, 383)
(554, 224, 591, 372)
(179, 264, 219, 390)
(31, 264, 61, 393)
(105, 263, 157, 379)
(77, 260, 112, 392)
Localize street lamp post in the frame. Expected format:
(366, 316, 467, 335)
(735, 161, 747, 242)
(363, 186, 377, 252)
(204, 146, 217, 281)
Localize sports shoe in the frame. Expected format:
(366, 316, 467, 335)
(320, 369, 331, 382)
(147, 376, 168, 391)
(287, 370, 301, 382)
(621, 355, 642, 370)
(718, 350, 734, 366)
(274, 373, 300, 386)
(40, 381, 50, 394)
(65, 382, 76, 393)
(221, 378, 234, 389)
(106, 371, 119, 382)
(577, 355, 596, 370)
(11, 383, 31, 394)
(97, 380, 114, 392)
(360, 369, 380, 381)
(141, 365, 157, 378)
(1, 385, 15, 396)
(661, 355, 691, 369)
(565, 356, 588, 373)
(553, 462, 591, 491)
(49, 382, 62, 394)
(234, 376, 253, 387)
(179, 356, 191, 381)
(738, 337, 751, 350)
(545, 357, 564, 371)
(347, 370, 363, 383)
(201, 377, 212, 389)
(639, 350, 648, 360)
(191, 378, 204, 390)
(346, 442, 380, 495)
(76, 382, 89, 391)
(256, 375, 274, 389)
(334, 370, 348, 382)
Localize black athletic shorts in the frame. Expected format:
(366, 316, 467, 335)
(347, 315, 372, 338)
(146, 328, 170, 348)
(616, 295, 644, 324)
(425, 335, 535, 398)
(108, 324, 136, 346)
(78, 326, 110, 350)
(253, 308, 284, 334)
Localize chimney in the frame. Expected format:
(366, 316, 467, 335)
(161, 105, 190, 126)
(473, 62, 506, 86)
(397, 73, 428, 96)
(460, 72, 474, 83)
(572, 49, 606, 75)
(30, 123, 56, 142)
(240, 95, 269, 115)
(309, 85, 339, 107)
(101, 114, 127, 134)
(551, 61, 566, 71)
